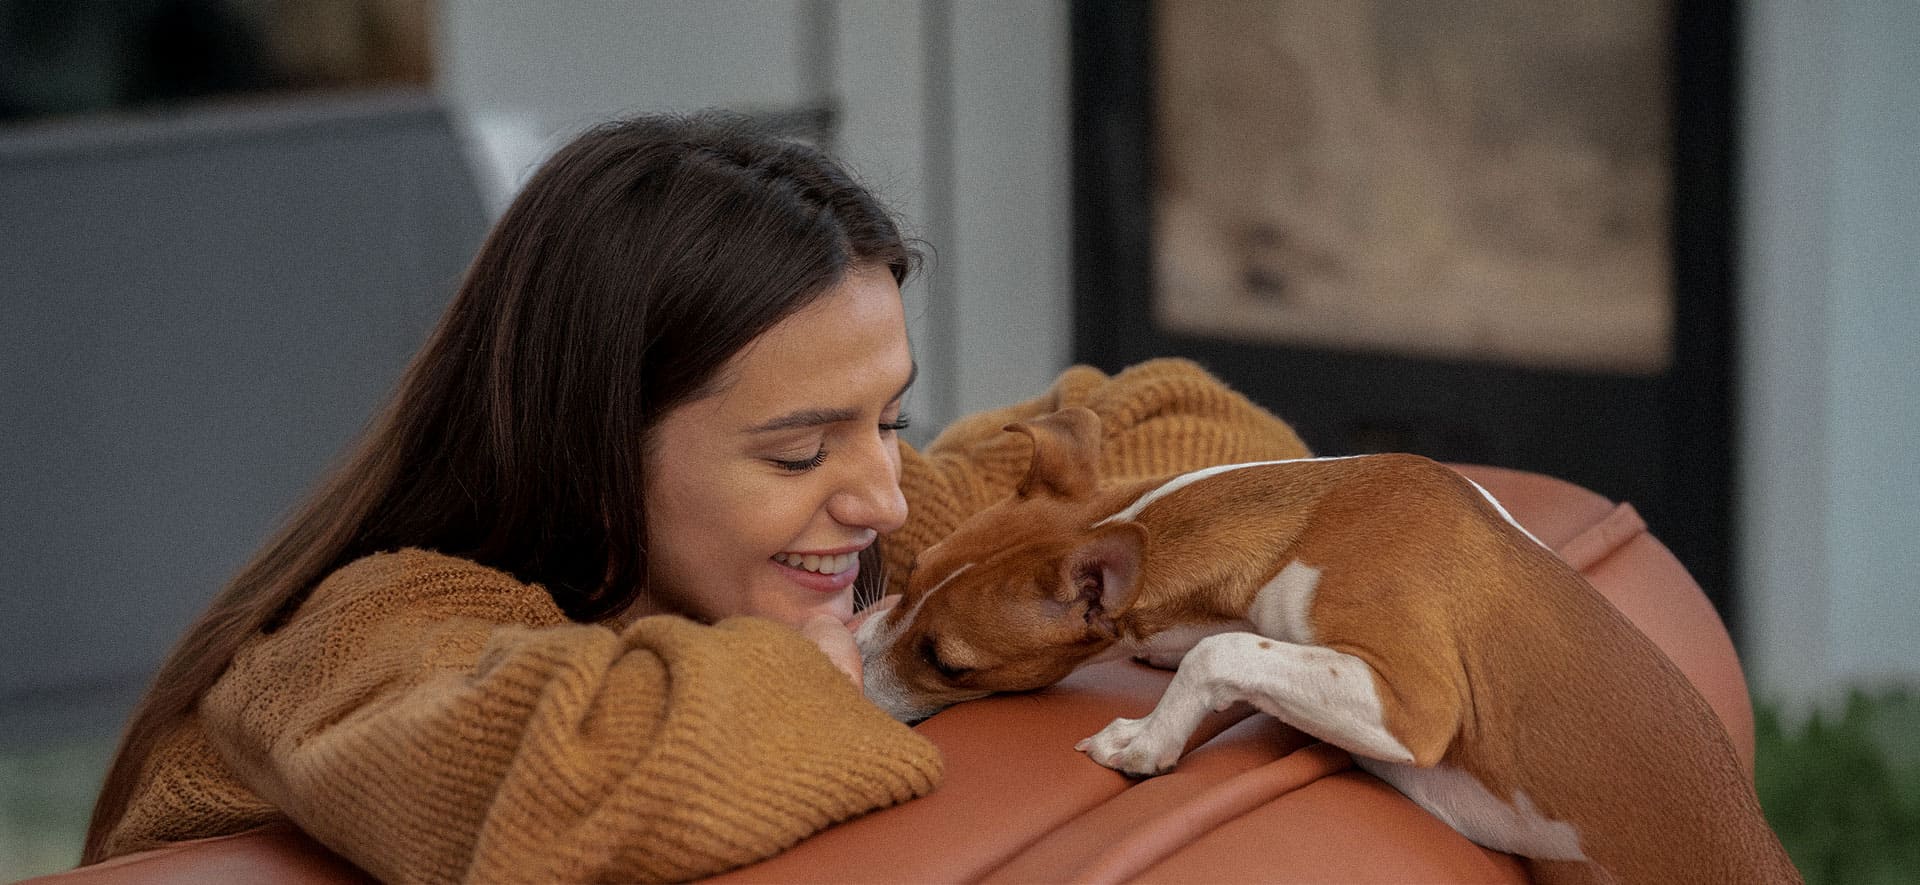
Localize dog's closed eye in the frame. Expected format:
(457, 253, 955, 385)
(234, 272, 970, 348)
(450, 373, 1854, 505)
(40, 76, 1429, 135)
(920, 635, 973, 680)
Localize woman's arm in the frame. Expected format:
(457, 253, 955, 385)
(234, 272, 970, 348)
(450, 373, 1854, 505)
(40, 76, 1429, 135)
(200, 550, 940, 883)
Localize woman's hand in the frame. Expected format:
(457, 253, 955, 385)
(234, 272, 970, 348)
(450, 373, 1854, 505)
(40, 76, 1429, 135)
(801, 614, 864, 688)
(802, 596, 900, 690)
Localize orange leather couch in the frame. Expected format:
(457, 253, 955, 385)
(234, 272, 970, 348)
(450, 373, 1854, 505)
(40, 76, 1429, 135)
(30, 465, 1755, 884)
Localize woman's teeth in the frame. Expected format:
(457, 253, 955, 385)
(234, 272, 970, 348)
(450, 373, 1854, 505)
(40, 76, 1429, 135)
(775, 552, 857, 575)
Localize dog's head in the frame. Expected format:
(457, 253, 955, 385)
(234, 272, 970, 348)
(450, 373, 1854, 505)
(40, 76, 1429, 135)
(858, 407, 1147, 722)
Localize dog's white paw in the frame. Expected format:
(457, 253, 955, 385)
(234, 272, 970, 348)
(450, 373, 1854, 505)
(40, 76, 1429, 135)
(1076, 716, 1182, 777)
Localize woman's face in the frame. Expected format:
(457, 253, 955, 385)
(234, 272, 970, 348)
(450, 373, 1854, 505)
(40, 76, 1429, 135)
(641, 265, 914, 629)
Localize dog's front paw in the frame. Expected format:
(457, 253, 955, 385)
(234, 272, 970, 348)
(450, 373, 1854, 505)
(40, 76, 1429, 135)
(1076, 716, 1182, 777)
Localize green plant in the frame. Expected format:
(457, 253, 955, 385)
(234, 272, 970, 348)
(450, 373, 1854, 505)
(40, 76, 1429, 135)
(1754, 688, 1920, 885)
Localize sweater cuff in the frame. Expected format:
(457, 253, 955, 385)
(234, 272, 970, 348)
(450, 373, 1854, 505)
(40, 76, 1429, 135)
(605, 616, 943, 881)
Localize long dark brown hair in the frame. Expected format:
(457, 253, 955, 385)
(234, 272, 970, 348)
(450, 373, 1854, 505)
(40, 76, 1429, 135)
(85, 111, 917, 861)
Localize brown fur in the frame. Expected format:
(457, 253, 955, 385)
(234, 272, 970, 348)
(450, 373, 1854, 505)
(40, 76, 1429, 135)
(865, 407, 1799, 884)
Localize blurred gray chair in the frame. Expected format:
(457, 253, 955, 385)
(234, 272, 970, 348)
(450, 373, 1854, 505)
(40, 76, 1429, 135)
(0, 90, 487, 746)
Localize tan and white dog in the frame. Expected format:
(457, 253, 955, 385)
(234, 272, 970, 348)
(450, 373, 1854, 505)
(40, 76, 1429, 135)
(858, 407, 1797, 885)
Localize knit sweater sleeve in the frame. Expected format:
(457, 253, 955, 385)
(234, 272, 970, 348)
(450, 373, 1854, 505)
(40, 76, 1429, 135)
(887, 357, 1312, 584)
(199, 549, 942, 884)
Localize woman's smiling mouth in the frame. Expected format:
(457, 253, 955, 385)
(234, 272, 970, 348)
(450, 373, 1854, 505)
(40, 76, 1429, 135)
(773, 551, 858, 574)
(771, 549, 863, 593)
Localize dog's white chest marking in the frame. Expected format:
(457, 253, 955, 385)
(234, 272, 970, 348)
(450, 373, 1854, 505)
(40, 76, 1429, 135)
(1355, 758, 1587, 862)
(1249, 560, 1322, 644)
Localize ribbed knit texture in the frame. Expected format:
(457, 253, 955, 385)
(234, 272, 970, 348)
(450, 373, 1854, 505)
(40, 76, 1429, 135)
(886, 357, 1312, 586)
(105, 550, 941, 883)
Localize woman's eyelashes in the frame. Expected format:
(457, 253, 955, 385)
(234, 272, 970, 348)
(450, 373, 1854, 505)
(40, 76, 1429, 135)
(769, 416, 910, 473)
(771, 449, 829, 472)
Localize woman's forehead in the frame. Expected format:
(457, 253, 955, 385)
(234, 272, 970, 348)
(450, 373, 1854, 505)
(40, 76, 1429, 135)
(706, 268, 912, 422)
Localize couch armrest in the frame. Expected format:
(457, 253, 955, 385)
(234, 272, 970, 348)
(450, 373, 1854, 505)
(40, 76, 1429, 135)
(19, 824, 373, 885)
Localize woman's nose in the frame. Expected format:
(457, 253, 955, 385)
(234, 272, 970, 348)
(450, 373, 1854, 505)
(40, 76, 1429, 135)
(832, 433, 908, 534)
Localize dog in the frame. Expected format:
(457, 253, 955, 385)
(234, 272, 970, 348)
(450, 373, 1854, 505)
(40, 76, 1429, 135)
(858, 407, 1797, 884)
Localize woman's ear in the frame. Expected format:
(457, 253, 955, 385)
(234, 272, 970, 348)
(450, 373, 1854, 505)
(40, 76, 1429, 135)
(1005, 406, 1104, 500)
(1060, 521, 1146, 639)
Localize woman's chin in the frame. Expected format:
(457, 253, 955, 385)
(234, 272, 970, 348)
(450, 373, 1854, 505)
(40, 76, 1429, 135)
(742, 581, 855, 628)
(757, 559, 859, 624)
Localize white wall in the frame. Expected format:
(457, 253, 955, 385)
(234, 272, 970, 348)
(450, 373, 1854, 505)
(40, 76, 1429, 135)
(435, 0, 1072, 441)
(1738, 0, 1920, 712)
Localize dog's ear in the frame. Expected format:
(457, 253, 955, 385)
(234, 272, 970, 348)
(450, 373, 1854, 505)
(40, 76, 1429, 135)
(1006, 407, 1104, 500)
(1059, 521, 1146, 640)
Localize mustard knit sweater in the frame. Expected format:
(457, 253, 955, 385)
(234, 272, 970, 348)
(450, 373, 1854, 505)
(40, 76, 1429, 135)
(104, 358, 1308, 883)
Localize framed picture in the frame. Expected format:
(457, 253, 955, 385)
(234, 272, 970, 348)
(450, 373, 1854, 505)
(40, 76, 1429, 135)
(1073, 0, 1739, 611)
(1153, 0, 1672, 375)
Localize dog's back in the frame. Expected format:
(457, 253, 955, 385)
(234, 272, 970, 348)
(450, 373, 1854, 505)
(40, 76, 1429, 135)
(1251, 457, 1793, 882)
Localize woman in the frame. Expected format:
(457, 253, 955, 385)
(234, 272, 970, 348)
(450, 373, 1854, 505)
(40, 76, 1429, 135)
(84, 112, 1312, 882)
(87, 111, 936, 883)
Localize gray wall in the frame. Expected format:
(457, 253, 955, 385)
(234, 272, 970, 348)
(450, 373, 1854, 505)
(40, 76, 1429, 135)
(1738, 0, 1920, 711)
(0, 92, 487, 742)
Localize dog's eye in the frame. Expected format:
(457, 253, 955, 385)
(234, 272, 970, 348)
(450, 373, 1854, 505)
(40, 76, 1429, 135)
(920, 635, 972, 680)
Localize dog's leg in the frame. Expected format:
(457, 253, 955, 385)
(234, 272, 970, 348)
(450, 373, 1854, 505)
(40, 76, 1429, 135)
(1079, 632, 1416, 776)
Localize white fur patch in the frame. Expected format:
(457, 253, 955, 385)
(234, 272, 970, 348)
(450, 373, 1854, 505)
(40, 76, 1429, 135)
(1354, 758, 1587, 861)
(1249, 560, 1322, 644)
(1093, 457, 1361, 527)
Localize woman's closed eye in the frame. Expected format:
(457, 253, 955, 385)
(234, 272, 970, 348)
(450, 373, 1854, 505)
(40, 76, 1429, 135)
(770, 415, 910, 473)
(771, 449, 829, 472)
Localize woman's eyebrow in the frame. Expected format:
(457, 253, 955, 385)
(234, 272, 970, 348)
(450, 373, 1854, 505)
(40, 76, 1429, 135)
(747, 362, 917, 434)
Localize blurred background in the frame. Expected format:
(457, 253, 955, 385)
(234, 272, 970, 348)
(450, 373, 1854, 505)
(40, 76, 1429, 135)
(1, 1, 1913, 880)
